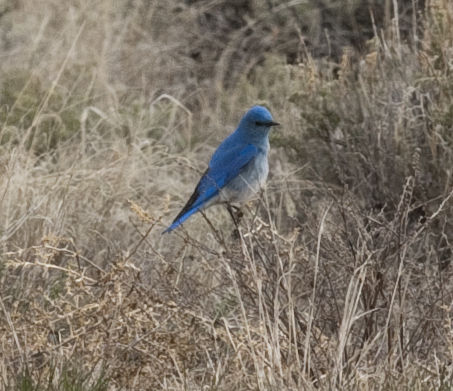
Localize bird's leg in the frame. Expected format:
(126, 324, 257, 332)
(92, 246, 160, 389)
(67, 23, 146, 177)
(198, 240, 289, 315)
(227, 204, 239, 227)
(226, 204, 242, 238)
(231, 205, 244, 222)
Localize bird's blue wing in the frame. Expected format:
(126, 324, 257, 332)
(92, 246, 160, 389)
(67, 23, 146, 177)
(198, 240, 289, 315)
(163, 144, 258, 233)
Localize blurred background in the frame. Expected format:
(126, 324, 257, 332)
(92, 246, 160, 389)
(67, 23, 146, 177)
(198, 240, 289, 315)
(0, 0, 452, 389)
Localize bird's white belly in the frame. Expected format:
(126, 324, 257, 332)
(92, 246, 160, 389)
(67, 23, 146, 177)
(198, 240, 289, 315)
(219, 152, 269, 204)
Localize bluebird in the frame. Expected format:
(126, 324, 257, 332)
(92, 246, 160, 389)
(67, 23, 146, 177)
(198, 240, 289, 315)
(163, 105, 279, 233)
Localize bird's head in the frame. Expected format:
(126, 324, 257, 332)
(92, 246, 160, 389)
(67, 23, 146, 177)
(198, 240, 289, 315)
(239, 106, 280, 133)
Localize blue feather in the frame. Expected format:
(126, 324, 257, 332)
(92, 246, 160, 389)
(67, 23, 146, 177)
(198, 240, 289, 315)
(163, 144, 258, 233)
(163, 105, 278, 233)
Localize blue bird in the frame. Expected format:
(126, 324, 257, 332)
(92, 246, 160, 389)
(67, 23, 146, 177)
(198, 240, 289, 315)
(163, 105, 279, 233)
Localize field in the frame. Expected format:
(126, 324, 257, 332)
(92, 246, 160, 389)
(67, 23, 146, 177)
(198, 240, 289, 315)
(1, 0, 453, 389)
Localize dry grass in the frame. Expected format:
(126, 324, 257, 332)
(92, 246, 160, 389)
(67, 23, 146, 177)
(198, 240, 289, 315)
(1, 0, 453, 389)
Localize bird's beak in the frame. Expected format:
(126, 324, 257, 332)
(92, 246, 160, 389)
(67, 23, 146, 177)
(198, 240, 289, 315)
(268, 121, 280, 127)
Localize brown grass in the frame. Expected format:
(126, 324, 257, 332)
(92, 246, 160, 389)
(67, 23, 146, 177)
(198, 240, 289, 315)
(1, 0, 453, 389)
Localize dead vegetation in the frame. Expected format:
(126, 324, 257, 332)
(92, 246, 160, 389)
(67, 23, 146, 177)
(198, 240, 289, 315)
(1, 0, 453, 389)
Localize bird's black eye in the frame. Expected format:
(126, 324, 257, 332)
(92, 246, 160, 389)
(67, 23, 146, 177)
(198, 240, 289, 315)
(255, 121, 263, 126)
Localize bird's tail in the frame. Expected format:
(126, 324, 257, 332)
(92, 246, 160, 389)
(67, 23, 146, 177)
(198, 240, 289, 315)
(163, 170, 218, 234)
(162, 191, 218, 233)
(162, 205, 201, 234)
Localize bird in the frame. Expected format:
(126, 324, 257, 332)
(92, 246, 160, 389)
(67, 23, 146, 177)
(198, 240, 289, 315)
(163, 105, 279, 233)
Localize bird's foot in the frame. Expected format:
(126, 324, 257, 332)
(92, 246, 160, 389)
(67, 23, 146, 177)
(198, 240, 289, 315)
(232, 227, 241, 240)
